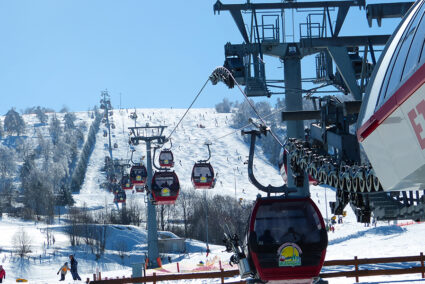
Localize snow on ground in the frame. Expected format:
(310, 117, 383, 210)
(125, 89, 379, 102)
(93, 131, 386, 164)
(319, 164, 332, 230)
(75, 108, 286, 210)
(1, 108, 425, 283)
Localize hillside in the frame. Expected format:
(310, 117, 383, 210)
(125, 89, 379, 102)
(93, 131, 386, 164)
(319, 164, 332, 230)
(76, 107, 286, 209)
(0, 107, 425, 283)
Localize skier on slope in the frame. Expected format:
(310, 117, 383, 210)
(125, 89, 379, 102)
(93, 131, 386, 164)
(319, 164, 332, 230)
(0, 265, 5, 283)
(69, 255, 82, 281)
(57, 262, 70, 281)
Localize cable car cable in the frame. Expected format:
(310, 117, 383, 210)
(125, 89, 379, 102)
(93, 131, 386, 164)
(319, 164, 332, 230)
(166, 78, 210, 141)
(211, 66, 284, 147)
(211, 106, 286, 142)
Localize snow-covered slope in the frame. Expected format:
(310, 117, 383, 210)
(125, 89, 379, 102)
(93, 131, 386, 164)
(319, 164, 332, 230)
(1, 107, 425, 283)
(76, 108, 286, 208)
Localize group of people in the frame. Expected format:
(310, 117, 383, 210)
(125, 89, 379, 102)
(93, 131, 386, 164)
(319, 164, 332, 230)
(57, 255, 81, 281)
(0, 255, 82, 282)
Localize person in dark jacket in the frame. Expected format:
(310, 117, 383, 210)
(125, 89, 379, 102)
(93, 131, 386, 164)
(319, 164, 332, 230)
(0, 265, 5, 283)
(69, 255, 81, 280)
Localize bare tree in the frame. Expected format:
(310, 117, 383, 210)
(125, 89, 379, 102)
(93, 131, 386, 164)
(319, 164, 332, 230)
(13, 227, 32, 257)
(115, 240, 127, 260)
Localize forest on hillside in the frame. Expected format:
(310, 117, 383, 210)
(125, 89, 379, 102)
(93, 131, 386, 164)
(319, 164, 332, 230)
(0, 106, 100, 222)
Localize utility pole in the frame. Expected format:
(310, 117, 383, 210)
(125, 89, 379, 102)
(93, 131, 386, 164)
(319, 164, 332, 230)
(129, 125, 168, 269)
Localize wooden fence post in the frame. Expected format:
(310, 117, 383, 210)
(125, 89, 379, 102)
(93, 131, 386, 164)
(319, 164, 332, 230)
(98, 271, 101, 280)
(86, 277, 90, 284)
(177, 262, 180, 273)
(153, 272, 156, 284)
(354, 256, 359, 283)
(420, 252, 424, 278)
(220, 268, 225, 284)
(93, 274, 96, 281)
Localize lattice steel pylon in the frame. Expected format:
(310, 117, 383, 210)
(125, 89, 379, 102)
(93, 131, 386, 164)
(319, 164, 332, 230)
(129, 125, 168, 269)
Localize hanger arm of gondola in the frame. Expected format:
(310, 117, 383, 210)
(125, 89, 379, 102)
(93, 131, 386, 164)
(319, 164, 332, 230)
(205, 143, 212, 162)
(152, 146, 162, 171)
(130, 149, 135, 164)
(242, 128, 294, 194)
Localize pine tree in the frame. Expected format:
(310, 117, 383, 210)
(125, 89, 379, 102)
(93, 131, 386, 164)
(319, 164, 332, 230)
(4, 108, 25, 136)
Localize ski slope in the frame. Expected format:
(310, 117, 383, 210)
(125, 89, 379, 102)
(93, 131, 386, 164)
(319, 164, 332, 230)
(75, 108, 287, 209)
(1, 108, 425, 283)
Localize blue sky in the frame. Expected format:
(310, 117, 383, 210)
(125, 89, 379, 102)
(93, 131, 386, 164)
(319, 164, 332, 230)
(0, 0, 404, 114)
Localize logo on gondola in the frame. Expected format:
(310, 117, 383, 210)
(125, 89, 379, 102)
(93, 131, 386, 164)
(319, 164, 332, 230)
(277, 243, 302, 267)
(200, 176, 207, 183)
(126, 183, 130, 188)
(408, 99, 425, 149)
(136, 175, 141, 181)
(164, 160, 169, 164)
(161, 188, 170, 196)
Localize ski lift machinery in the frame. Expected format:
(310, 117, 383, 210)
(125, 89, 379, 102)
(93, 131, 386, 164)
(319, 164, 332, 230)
(223, 126, 327, 283)
(191, 142, 216, 189)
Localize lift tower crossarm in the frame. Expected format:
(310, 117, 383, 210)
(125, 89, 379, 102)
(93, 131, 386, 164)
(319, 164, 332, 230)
(300, 35, 391, 49)
(224, 35, 391, 58)
(366, 2, 414, 27)
(128, 126, 168, 145)
(214, 0, 365, 13)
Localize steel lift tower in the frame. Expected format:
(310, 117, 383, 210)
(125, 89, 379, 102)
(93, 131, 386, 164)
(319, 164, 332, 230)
(129, 125, 168, 269)
(100, 90, 113, 160)
(213, 0, 414, 221)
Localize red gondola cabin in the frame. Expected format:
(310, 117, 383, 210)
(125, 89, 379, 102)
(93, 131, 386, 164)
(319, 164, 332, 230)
(246, 197, 327, 282)
(130, 164, 148, 186)
(114, 190, 126, 203)
(159, 150, 174, 168)
(191, 162, 215, 189)
(121, 174, 133, 190)
(151, 171, 180, 204)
